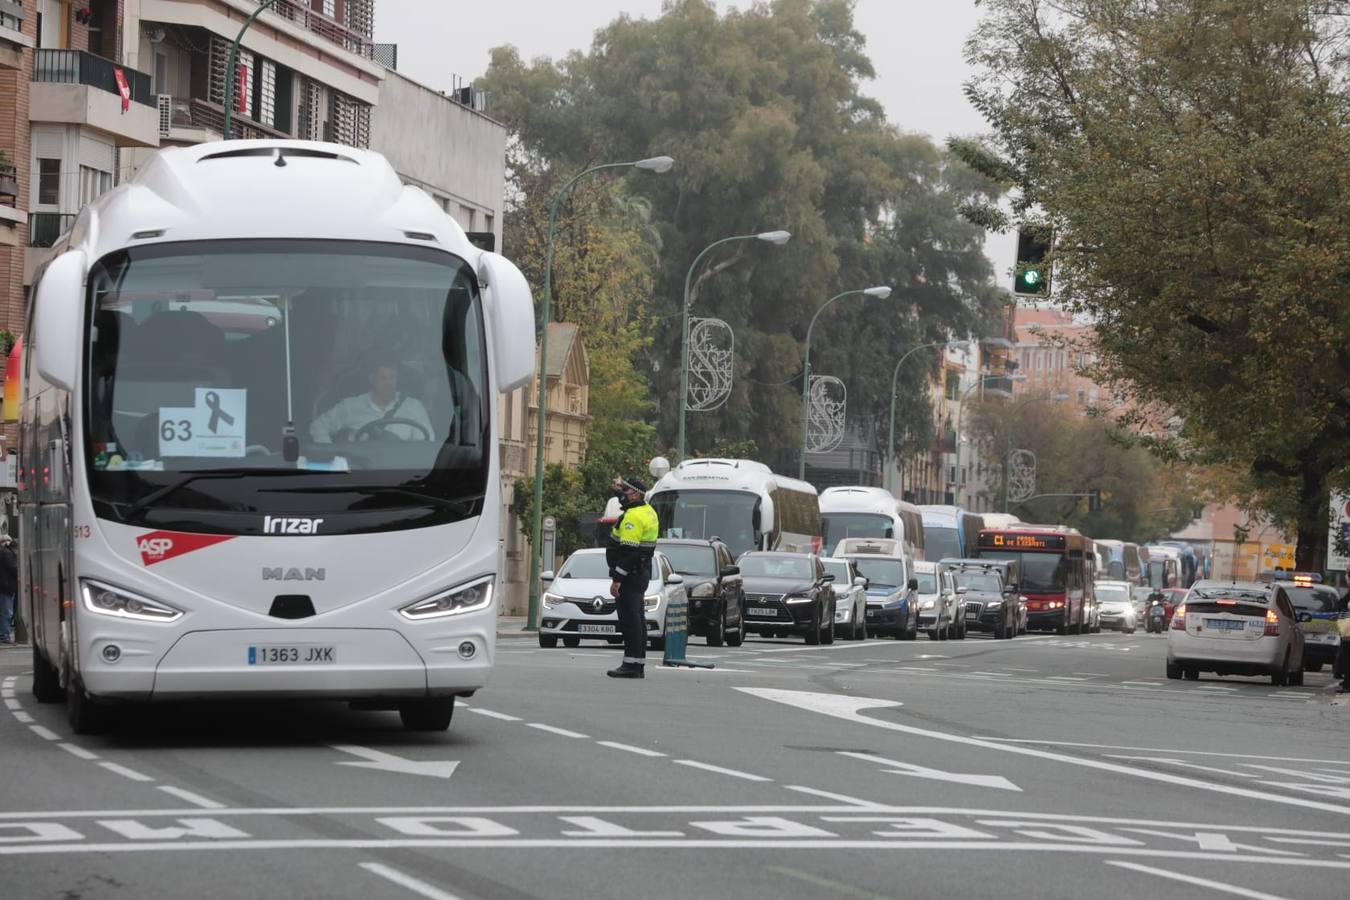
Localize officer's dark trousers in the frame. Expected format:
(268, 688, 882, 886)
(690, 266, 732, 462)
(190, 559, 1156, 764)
(616, 580, 647, 666)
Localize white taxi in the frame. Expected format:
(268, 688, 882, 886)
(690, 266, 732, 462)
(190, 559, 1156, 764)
(1166, 580, 1305, 685)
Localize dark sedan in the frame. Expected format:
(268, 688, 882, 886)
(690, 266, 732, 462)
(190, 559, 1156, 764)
(738, 552, 836, 645)
(657, 538, 745, 647)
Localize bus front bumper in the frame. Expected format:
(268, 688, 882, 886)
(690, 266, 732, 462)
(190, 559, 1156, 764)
(78, 627, 493, 701)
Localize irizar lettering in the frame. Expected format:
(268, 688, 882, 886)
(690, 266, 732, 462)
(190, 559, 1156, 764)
(263, 516, 325, 535)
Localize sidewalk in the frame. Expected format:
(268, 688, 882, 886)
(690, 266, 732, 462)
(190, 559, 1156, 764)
(496, 615, 533, 641)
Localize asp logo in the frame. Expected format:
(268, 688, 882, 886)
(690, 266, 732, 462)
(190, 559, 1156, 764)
(136, 531, 235, 566)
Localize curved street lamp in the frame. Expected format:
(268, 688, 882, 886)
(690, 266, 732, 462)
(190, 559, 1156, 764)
(223, 0, 280, 140)
(676, 230, 791, 461)
(525, 156, 674, 631)
(798, 286, 892, 480)
(885, 339, 969, 494)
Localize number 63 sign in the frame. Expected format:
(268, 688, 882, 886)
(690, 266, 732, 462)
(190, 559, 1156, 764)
(158, 388, 247, 458)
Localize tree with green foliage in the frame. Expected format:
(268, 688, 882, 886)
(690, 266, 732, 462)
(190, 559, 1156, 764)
(483, 0, 1004, 474)
(959, 0, 1350, 568)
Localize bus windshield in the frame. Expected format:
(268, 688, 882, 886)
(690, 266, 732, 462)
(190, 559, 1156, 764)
(821, 512, 893, 548)
(923, 526, 961, 562)
(650, 490, 762, 558)
(83, 240, 488, 534)
(1106, 560, 1126, 580)
(981, 550, 1067, 593)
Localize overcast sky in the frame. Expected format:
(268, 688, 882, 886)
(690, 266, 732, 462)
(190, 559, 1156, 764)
(373, 1, 1014, 272)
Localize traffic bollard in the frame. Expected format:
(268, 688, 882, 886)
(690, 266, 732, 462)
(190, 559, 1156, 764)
(662, 590, 714, 669)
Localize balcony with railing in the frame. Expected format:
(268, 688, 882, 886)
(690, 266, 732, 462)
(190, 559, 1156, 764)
(158, 95, 291, 142)
(0, 0, 31, 70)
(30, 50, 159, 146)
(981, 376, 1018, 399)
(259, 0, 375, 59)
(28, 213, 76, 249)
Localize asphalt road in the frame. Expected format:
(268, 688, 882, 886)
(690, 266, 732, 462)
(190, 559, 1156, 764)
(2, 628, 1348, 900)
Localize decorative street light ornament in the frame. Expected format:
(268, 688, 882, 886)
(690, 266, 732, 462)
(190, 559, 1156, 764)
(686, 317, 735, 412)
(1007, 448, 1037, 503)
(806, 375, 847, 454)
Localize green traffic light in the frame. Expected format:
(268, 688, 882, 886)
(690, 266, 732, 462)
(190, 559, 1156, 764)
(1023, 270, 1041, 286)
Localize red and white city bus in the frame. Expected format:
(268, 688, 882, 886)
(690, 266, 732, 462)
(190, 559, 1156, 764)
(976, 525, 1094, 634)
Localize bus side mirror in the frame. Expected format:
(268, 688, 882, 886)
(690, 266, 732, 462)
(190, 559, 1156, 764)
(33, 250, 86, 393)
(478, 252, 536, 393)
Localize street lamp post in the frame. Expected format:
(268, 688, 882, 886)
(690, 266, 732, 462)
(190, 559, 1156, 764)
(676, 230, 791, 462)
(886, 339, 969, 495)
(223, 0, 280, 141)
(1003, 392, 1067, 512)
(524, 156, 674, 631)
(798, 286, 892, 480)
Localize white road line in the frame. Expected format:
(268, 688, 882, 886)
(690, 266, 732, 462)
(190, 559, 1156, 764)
(29, 725, 60, 741)
(596, 741, 666, 758)
(465, 708, 521, 722)
(1073, 672, 1111, 677)
(972, 739, 1350, 766)
(1, 688, 14, 698)
(98, 762, 155, 783)
(674, 760, 771, 782)
(12, 710, 33, 723)
(782, 785, 888, 809)
(3, 697, 20, 710)
(156, 786, 225, 809)
(1106, 755, 1264, 780)
(1122, 681, 1162, 686)
(1196, 685, 1238, 691)
(359, 862, 466, 900)
(1046, 676, 1090, 681)
(526, 723, 589, 739)
(1105, 860, 1292, 900)
(57, 743, 99, 761)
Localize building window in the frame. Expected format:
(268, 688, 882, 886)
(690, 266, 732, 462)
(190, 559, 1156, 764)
(322, 0, 337, 17)
(1076, 389, 1087, 406)
(37, 159, 60, 206)
(259, 60, 277, 127)
(79, 166, 112, 206)
(944, 371, 959, 400)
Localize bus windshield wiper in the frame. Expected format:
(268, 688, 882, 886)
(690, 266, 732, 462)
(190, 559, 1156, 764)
(262, 484, 484, 515)
(121, 468, 317, 520)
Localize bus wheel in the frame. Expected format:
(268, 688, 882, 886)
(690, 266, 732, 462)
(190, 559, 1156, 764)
(32, 646, 63, 704)
(399, 698, 455, 732)
(66, 676, 111, 735)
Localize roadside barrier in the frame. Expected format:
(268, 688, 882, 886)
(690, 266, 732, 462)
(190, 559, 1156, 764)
(662, 590, 714, 669)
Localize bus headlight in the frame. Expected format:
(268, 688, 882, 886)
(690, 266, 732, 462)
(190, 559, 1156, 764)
(80, 579, 183, 622)
(644, 594, 662, 611)
(400, 577, 494, 620)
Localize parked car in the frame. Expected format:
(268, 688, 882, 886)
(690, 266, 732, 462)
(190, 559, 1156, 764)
(915, 560, 962, 640)
(838, 539, 918, 640)
(823, 557, 869, 641)
(943, 558, 1020, 640)
(1095, 580, 1137, 633)
(738, 551, 837, 645)
(539, 548, 685, 650)
(658, 538, 745, 647)
(1166, 580, 1305, 684)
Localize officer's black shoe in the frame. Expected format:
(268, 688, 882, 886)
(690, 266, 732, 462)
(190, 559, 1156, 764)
(606, 664, 645, 679)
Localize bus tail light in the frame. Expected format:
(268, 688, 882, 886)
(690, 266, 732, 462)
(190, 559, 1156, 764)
(1264, 608, 1280, 636)
(400, 576, 494, 620)
(80, 579, 183, 622)
(1170, 603, 1186, 630)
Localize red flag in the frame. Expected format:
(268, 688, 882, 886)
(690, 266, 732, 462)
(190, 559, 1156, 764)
(113, 67, 130, 113)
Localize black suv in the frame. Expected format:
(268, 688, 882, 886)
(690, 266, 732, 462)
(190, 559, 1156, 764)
(657, 538, 745, 647)
(943, 558, 1019, 640)
(738, 551, 836, 644)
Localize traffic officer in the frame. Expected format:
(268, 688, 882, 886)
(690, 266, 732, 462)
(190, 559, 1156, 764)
(605, 476, 658, 679)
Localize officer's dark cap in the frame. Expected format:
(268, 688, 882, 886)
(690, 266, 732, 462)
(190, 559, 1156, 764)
(621, 477, 649, 494)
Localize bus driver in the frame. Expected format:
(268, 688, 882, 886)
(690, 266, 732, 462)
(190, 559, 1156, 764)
(310, 359, 435, 443)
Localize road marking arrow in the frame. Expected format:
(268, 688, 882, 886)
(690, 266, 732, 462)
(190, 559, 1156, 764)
(839, 751, 1021, 792)
(734, 687, 1350, 818)
(330, 745, 460, 779)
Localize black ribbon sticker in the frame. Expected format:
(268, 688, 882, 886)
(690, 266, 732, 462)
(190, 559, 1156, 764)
(203, 391, 235, 434)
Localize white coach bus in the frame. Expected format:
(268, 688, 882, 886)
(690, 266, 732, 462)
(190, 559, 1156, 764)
(647, 458, 821, 559)
(820, 486, 925, 563)
(18, 141, 534, 733)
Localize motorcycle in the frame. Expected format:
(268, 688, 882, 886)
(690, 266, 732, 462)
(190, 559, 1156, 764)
(1145, 599, 1167, 634)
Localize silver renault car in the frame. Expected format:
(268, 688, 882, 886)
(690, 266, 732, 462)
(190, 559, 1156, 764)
(538, 548, 686, 650)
